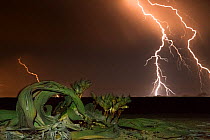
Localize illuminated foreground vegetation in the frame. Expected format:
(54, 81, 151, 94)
(0, 80, 209, 139)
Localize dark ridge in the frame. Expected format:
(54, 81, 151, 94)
(0, 97, 210, 115)
(0, 98, 17, 110)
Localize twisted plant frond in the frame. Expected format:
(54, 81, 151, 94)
(16, 81, 86, 129)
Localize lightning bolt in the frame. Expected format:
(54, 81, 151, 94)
(18, 58, 40, 82)
(136, 0, 210, 96)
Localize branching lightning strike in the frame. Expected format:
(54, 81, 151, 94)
(16, 0, 209, 97)
(137, 0, 210, 96)
(18, 58, 40, 82)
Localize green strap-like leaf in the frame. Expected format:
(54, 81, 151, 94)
(16, 81, 86, 128)
(71, 127, 119, 139)
(16, 86, 37, 128)
(34, 91, 58, 125)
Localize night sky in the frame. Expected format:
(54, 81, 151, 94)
(0, 0, 209, 97)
